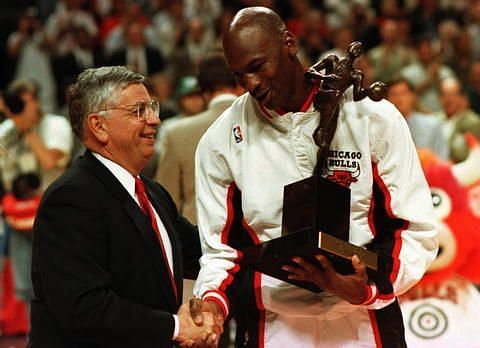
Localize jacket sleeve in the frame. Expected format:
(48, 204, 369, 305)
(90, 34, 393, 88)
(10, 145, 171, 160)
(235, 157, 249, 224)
(362, 101, 439, 309)
(32, 183, 175, 346)
(155, 124, 182, 209)
(192, 133, 241, 317)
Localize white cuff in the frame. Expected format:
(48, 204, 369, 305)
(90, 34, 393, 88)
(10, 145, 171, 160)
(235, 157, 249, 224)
(172, 314, 179, 340)
(202, 290, 229, 318)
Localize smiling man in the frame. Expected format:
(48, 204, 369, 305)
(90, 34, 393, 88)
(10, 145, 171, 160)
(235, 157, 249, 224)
(192, 6, 438, 348)
(29, 66, 220, 347)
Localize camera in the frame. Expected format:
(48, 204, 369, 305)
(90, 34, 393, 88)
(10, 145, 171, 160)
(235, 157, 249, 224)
(12, 172, 41, 199)
(1, 89, 25, 114)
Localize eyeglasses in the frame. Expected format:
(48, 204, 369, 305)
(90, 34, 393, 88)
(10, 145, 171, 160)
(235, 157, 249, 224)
(100, 100, 160, 120)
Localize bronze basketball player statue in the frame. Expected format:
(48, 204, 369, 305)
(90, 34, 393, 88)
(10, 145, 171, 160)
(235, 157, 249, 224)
(305, 41, 386, 173)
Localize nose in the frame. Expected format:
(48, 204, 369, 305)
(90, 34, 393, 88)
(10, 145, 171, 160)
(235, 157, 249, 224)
(240, 73, 262, 94)
(145, 111, 161, 125)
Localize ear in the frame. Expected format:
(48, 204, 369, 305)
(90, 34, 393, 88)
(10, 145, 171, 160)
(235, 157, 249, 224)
(86, 113, 109, 144)
(283, 31, 298, 58)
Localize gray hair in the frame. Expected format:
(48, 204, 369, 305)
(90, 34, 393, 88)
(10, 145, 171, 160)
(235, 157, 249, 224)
(68, 66, 146, 139)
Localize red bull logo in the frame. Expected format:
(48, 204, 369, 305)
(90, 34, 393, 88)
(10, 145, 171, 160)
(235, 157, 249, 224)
(326, 168, 360, 188)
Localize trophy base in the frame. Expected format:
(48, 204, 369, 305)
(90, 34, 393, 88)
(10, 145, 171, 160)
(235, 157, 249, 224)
(242, 230, 378, 293)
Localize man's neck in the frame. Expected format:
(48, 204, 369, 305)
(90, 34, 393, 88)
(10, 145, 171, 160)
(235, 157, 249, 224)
(284, 69, 313, 112)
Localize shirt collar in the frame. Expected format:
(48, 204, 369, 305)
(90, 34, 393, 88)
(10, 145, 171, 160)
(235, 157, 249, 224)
(92, 152, 136, 199)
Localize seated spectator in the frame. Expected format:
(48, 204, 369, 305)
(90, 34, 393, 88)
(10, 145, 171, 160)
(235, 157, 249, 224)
(386, 78, 449, 160)
(103, 0, 156, 57)
(437, 78, 480, 162)
(368, 18, 415, 82)
(107, 20, 165, 76)
(149, 72, 178, 121)
(400, 35, 456, 113)
(467, 61, 480, 114)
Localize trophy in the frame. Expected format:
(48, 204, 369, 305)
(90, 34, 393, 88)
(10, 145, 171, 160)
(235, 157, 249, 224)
(242, 42, 391, 292)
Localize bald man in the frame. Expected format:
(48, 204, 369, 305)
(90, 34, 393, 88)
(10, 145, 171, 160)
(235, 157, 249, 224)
(192, 7, 438, 348)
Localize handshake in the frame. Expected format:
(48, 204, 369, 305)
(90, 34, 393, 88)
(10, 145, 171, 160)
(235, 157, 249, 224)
(175, 298, 225, 347)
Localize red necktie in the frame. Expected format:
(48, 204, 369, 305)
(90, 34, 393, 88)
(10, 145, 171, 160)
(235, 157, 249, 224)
(134, 177, 178, 301)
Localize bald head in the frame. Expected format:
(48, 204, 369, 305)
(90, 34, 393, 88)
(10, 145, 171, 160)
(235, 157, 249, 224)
(221, 7, 307, 111)
(225, 6, 286, 43)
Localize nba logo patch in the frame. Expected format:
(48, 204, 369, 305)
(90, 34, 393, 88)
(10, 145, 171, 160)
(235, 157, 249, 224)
(233, 125, 243, 143)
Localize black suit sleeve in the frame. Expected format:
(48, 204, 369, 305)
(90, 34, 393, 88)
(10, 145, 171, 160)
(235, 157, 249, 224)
(32, 183, 175, 346)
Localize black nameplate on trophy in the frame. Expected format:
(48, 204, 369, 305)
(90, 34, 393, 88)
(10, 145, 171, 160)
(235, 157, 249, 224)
(241, 174, 382, 293)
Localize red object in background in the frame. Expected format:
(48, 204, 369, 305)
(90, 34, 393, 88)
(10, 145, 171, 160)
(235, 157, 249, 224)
(0, 259, 29, 336)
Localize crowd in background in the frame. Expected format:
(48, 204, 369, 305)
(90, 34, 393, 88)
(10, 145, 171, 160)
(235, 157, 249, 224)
(1, 0, 480, 341)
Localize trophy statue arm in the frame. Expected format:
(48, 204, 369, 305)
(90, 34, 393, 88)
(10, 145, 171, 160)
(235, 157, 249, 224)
(352, 69, 368, 101)
(311, 55, 338, 74)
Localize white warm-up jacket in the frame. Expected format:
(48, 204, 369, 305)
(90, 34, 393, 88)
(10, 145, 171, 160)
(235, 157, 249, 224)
(194, 89, 438, 348)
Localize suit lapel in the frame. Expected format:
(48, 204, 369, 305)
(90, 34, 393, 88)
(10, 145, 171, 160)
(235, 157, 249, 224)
(79, 151, 178, 311)
(146, 186, 183, 299)
(122, 199, 178, 310)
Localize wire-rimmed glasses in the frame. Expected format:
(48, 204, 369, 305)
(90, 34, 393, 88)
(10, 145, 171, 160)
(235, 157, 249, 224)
(100, 100, 160, 120)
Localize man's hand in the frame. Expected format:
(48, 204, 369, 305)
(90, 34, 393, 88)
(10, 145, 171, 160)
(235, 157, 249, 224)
(176, 303, 219, 348)
(189, 298, 224, 328)
(282, 254, 369, 304)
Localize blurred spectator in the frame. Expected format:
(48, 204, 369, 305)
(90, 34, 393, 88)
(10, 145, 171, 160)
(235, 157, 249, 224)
(376, 0, 404, 23)
(0, 80, 73, 191)
(44, 0, 98, 57)
(296, 9, 330, 66)
(170, 75, 205, 122)
(467, 61, 480, 114)
(410, 0, 445, 39)
(386, 78, 449, 160)
(437, 19, 461, 65)
(152, 0, 186, 59)
(318, 25, 354, 60)
(184, 0, 222, 34)
(438, 78, 480, 163)
(445, 29, 474, 86)
(368, 18, 415, 82)
(166, 16, 215, 79)
(211, 6, 236, 50)
(400, 35, 455, 112)
(7, 7, 57, 113)
(53, 25, 104, 109)
(103, 1, 156, 57)
(0, 79, 73, 309)
(348, 1, 378, 50)
(467, 0, 480, 60)
(98, 0, 128, 43)
(153, 75, 205, 159)
(184, 17, 215, 68)
(155, 53, 239, 223)
(107, 20, 165, 76)
(149, 72, 177, 121)
(324, 0, 359, 30)
(285, 0, 314, 37)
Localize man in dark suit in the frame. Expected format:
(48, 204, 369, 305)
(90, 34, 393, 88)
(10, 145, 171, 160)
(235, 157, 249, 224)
(29, 66, 220, 347)
(107, 20, 165, 76)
